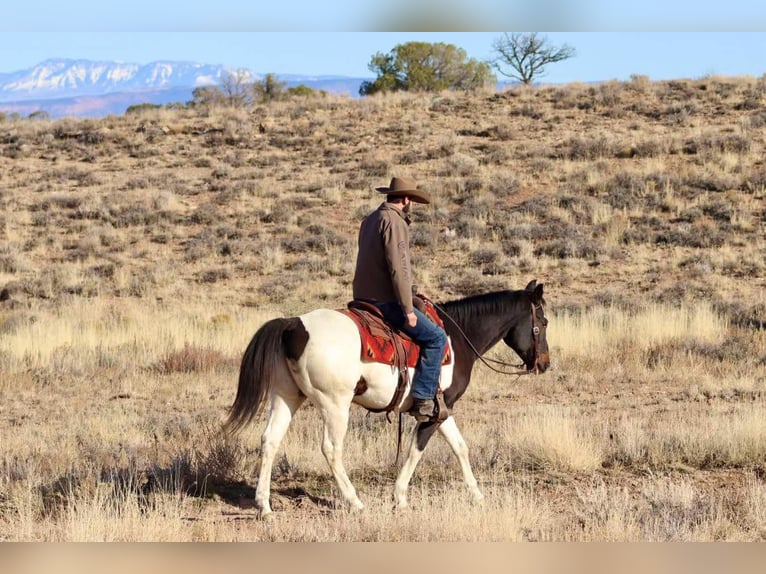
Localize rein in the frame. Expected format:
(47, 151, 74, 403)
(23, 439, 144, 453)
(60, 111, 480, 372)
(427, 296, 543, 378)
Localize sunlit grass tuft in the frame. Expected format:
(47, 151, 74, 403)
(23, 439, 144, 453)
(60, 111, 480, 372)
(503, 406, 605, 473)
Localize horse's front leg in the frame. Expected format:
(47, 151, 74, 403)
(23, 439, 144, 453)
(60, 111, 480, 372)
(437, 416, 483, 504)
(393, 420, 440, 509)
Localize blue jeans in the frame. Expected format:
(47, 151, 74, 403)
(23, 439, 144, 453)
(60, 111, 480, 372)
(373, 302, 448, 400)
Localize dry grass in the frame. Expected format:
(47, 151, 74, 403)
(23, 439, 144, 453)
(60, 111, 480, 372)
(2, 76, 766, 540)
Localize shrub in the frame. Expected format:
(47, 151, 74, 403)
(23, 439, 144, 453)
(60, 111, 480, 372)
(126, 103, 162, 115)
(197, 268, 232, 283)
(469, 246, 505, 275)
(560, 135, 613, 160)
(153, 344, 235, 374)
(534, 238, 600, 260)
(286, 85, 326, 98)
(654, 222, 725, 248)
(488, 173, 521, 197)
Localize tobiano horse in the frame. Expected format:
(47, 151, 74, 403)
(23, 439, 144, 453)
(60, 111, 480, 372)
(226, 280, 550, 517)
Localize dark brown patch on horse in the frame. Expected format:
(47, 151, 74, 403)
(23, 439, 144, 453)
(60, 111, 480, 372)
(354, 376, 368, 396)
(282, 318, 309, 361)
(415, 421, 441, 451)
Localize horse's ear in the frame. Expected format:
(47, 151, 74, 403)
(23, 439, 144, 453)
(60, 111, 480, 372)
(525, 279, 537, 291)
(532, 283, 544, 304)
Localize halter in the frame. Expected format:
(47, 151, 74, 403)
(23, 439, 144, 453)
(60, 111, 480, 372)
(431, 297, 545, 377)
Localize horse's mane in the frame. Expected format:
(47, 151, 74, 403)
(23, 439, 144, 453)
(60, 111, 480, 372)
(437, 289, 527, 328)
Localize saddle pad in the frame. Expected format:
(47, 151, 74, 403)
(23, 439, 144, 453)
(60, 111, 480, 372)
(338, 301, 452, 368)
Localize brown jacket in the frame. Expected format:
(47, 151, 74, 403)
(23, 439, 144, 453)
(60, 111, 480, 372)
(352, 202, 415, 314)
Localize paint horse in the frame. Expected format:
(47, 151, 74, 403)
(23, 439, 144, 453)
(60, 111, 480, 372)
(226, 280, 549, 517)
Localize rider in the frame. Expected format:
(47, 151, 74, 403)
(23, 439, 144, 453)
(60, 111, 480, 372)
(352, 176, 448, 422)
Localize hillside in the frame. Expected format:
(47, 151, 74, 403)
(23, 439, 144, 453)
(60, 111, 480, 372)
(1, 77, 766, 541)
(1, 76, 764, 318)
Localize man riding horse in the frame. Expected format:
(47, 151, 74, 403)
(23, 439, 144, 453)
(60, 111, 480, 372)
(227, 174, 548, 517)
(352, 176, 448, 423)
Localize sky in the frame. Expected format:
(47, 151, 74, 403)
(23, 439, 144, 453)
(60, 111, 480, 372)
(1, 1, 766, 83)
(3, 0, 766, 32)
(1, 33, 765, 84)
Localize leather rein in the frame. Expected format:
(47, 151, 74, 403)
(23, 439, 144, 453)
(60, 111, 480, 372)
(427, 296, 544, 377)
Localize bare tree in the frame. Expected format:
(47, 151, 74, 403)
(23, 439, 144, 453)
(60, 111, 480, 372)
(491, 32, 575, 86)
(220, 69, 253, 107)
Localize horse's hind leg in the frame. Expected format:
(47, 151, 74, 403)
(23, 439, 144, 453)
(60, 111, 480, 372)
(437, 416, 484, 504)
(317, 400, 364, 511)
(255, 391, 305, 517)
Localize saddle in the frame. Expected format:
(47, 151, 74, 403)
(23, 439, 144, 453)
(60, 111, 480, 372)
(338, 297, 451, 415)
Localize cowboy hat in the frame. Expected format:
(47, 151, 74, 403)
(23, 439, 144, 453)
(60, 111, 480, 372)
(375, 176, 431, 204)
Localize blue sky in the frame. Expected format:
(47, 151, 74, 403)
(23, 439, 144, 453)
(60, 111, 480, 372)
(1, 33, 765, 84)
(3, 1, 766, 32)
(2, 0, 766, 83)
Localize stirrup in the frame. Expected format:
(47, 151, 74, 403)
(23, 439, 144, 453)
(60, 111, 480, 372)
(434, 391, 449, 422)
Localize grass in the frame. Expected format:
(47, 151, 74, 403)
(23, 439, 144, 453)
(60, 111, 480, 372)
(552, 302, 728, 356)
(0, 299, 276, 372)
(502, 406, 605, 473)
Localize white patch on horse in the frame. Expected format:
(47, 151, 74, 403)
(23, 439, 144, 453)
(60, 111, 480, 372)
(298, 309, 453, 413)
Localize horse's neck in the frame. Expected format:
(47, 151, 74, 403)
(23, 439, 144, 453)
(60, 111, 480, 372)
(457, 316, 508, 356)
(443, 293, 525, 356)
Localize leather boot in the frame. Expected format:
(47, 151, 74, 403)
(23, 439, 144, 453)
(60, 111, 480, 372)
(409, 397, 450, 422)
(408, 398, 437, 422)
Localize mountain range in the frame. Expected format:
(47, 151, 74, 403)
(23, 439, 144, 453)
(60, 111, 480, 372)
(0, 59, 368, 118)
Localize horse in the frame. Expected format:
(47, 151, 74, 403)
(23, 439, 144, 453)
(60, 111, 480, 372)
(226, 279, 550, 517)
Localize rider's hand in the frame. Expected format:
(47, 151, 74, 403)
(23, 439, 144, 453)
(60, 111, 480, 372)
(407, 312, 417, 327)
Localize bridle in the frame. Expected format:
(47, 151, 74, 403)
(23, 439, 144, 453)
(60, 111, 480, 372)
(429, 297, 545, 377)
(528, 302, 544, 375)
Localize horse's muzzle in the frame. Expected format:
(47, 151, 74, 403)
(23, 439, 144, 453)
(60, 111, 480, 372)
(531, 352, 550, 374)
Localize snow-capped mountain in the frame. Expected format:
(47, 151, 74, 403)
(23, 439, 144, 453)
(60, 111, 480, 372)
(0, 58, 231, 102)
(0, 59, 366, 118)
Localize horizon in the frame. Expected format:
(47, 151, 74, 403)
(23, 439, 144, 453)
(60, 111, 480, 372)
(1, 33, 765, 85)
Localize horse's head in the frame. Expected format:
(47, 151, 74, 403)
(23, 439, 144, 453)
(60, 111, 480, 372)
(503, 279, 550, 374)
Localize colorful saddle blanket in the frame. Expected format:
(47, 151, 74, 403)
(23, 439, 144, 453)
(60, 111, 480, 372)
(338, 299, 452, 368)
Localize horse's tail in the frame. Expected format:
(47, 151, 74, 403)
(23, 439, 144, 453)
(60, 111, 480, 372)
(225, 316, 309, 434)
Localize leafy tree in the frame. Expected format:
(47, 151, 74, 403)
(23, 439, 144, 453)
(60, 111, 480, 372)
(490, 32, 575, 86)
(253, 73, 286, 103)
(189, 85, 225, 108)
(360, 42, 495, 96)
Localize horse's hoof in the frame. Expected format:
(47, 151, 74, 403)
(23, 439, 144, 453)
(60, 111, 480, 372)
(258, 510, 275, 522)
(470, 492, 485, 507)
(393, 501, 410, 513)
